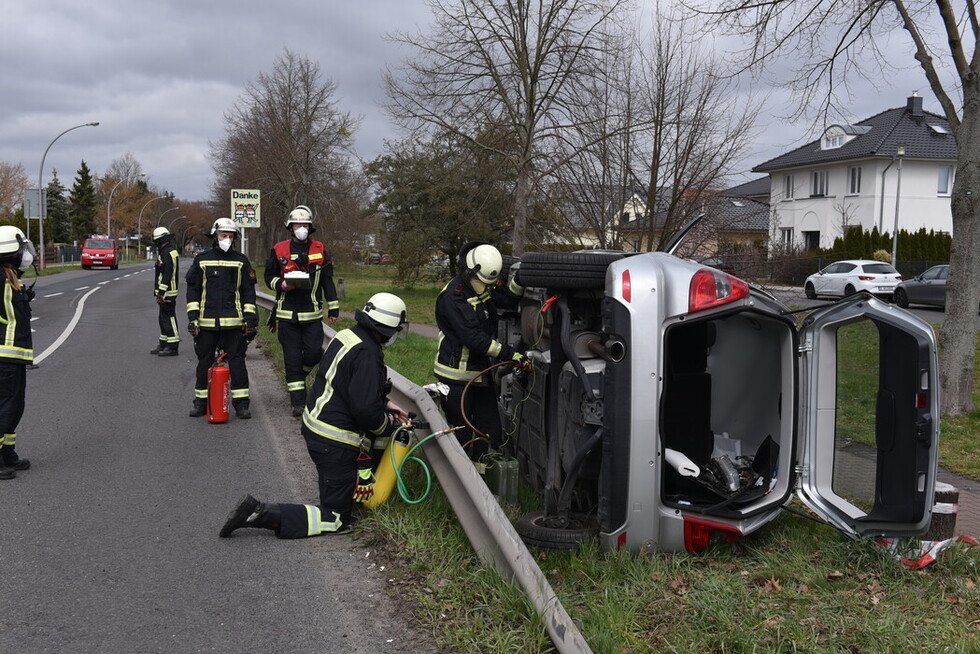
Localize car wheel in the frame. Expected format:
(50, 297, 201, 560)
(515, 510, 598, 550)
(844, 284, 856, 297)
(804, 282, 816, 299)
(894, 288, 909, 308)
(517, 252, 623, 290)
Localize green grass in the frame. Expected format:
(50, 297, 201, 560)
(256, 267, 980, 653)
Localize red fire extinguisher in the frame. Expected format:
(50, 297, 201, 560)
(207, 353, 230, 423)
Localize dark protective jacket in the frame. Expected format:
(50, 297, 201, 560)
(302, 323, 394, 453)
(0, 269, 32, 364)
(433, 273, 524, 386)
(185, 247, 257, 330)
(264, 239, 339, 322)
(154, 243, 179, 299)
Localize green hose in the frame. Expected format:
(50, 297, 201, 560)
(390, 426, 454, 505)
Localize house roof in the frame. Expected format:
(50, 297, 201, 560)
(619, 195, 769, 234)
(753, 96, 957, 172)
(722, 177, 770, 198)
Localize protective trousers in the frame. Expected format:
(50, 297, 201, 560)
(193, 328, 249, 406)
(441, 382, 501, 462)
(157, 299, 180, 345)
(0, 362, 26, 447)
(276, 445, 358, 538)
(277, 320, 324, 407)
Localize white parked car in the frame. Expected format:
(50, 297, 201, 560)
(804, 259, 903, 299)
(496, 249, 938, 554)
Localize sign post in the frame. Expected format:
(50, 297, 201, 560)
(231, 189, 261, 258)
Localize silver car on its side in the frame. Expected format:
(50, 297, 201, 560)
(497, 250, 939, 554)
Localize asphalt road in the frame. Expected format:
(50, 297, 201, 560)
(763, 285, 965, 326)
(0, 263, 440, 654)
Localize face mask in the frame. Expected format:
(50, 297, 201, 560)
(218, 237, 232, 252)
(293, 227, 309, 241)
(20, 250, 34, 269)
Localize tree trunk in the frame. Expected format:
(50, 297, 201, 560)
(939, 89, 980, 415)
(512, 166, 531, 256)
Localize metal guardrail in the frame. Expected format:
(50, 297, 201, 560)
(255, 291, 592, 654)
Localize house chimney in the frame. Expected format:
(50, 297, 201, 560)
(907, 92, 923, 117)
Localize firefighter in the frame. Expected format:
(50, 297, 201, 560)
(149, 226, 180, 356)
(264, 205, 340, 416)
(0, 226, 36, 479)
(185, 218, 258, 419)
(434, 242, 525, 471)
(219, 292, 409, 538)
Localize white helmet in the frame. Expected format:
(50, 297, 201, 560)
(210, 217, 239, 236)
(464, 244, 503, 285)
(152, 226, 171, 242)
(285, 205, 315, 231)
(358, 292, 408, 339)
(0, 225, 37, 266)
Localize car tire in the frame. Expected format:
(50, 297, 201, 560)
(515, 510, 598, 550)
(517, 251, 623, 290)
(844, 284, 856, 297)
(894, 288, 909, 308)
(804, 282, 816, 299)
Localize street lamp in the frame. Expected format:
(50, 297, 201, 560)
(156, 206, 179, 226)
(137, 196, 167, 253)
(891, 143, 906, 267)
(106, 172, 145, 238)
(36, 121, 99, 269)
(168, 215, 187, 231)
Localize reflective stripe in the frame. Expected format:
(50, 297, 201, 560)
(195, 388, 209, 399)
(287, 381, 305, 392)
(487, 340, 503, 357)
(186, 301, 200, 311)
(304, 505, 343, 535)
(2, 433, 15, 447)
(230, 388, 249, 399)
(434, 360, 476, 382)
(467, 292, 490, 308)
(301, 414, 363, 448)
(508, 276, 524, 295)
(326, 300, 339, 311)
(274, 308, 322, 321)
(243, 303, 256, 314)
(372, 436, 390, 451)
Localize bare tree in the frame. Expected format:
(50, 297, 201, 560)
(210, 49, 362, 257)
(384, 0, 627, 255)
(0, 161, 28, 221)
(696, 0, 980, 415)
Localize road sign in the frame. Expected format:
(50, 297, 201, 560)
(231, 189, 261, 229)
(24, 188, 46, 220)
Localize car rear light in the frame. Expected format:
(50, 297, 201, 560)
(916, 393, 928, 409)
(858, 275, 874, 280)
(683, 516, 743, 553)
(622, 269, 631, 303)
(616, 532, 628, 550)
(688, 269, 749, 313)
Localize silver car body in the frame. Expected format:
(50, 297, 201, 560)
(502, 251, 939, 553)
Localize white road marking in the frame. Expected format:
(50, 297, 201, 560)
(98, 281, 110, 285)
(75, 286, 89, 291)
(43, 292, 63, 298)
(34, 287, 101, 365)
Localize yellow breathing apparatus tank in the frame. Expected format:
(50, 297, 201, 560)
(364, 427, 412, 509)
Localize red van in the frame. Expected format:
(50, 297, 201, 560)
(81, 237, 118, 270)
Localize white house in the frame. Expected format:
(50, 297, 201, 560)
(753, 94, 957, 251)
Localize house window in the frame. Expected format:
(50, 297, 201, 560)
(783, 174, 795, 200)
(802, 231, 820, 251)
(848, 166, 862, 194)
(938, 166, 953, 195)
(622, 211, 631, 222)
(811, 170, 828, 197)
(781, 227, 794, 247)
(631, 239, 640, 252)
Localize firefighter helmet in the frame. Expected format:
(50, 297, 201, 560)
(356, 292, 407, 339)
(210, 218, 239, 236)
(285, 205, 316, 232)
(0, 225, 35, 266)
(152, 226, 171, 243)
(463, 243, 503, 285)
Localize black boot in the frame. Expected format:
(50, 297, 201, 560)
(150, 341, 166, 355)
(0, 462, 14, 480)
(219, 495, 280, 537)
(158, 344, 179, 357)
(234, 402, 251, 420)
(189, 399, 207, 417)
(0, 445, 29, 471)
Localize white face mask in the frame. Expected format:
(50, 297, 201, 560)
(293, 226, 309, 241)
(218, 237, 233, 252)
(20, 250, 34, 269)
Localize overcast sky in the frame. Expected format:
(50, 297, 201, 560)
(2, 0, 934, 204)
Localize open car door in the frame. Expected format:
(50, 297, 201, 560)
(795, 293, 939, 538)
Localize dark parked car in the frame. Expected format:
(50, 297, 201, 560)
(894, 265, 948, 309)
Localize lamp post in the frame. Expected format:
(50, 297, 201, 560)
(168, 215, 187, 232)
(36, 121, 99, 269)
(106, 172, 145, 239)
(156, 206, 179, 226)
(891, 143, 906, 267)
(137, 196, 167, 257)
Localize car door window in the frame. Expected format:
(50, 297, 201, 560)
(938, 266, 949, 280)
(922, 267, 940, 281)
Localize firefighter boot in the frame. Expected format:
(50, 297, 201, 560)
(0, 461, 14, 480)
(219, 495, 280, 537)
(150, 340, 167, 355)
(157, 344, 179, 357)
(0, 445, 29, 471)
(189, 399, 207, 418)
(234, 401, 251, 420)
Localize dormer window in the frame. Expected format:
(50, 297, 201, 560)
(820, 124, 868, 150)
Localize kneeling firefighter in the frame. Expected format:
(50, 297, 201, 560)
(219, 292, 409, 538)
(433, 242, 525, 471)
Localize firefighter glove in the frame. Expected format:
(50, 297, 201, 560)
(156, 293, 165, 305)
(243, 324, 258, 342)
(352, 452, 376, 502)
(188, 320, 199, 337)
(511, 351, 530, 370)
